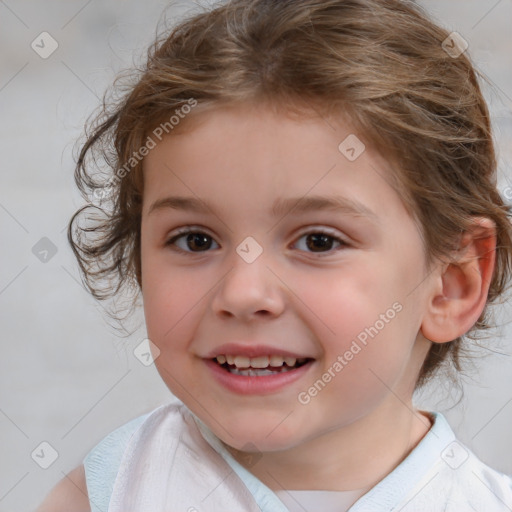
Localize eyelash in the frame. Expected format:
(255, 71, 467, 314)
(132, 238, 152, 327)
(164, 226, 349, 256)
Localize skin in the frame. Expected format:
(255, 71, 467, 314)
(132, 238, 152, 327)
(38, 101, 496, 507)
(36, 466, 90, 511)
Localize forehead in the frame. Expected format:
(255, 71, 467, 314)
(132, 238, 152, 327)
(141, 102, 412, 229)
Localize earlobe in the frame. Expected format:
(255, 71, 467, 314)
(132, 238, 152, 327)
(420, 217, 496, 343)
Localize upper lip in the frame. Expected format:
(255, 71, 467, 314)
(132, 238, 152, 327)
(203, 343, 315, 359)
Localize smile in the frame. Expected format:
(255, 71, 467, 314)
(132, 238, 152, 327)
(205, 354, 315, 393)
(214, 354, 311, 375)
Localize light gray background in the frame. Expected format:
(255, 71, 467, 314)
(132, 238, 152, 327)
(1, 1, 511, 510)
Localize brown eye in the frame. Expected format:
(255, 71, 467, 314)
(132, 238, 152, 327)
(166, 230, 219, 252)
(294, 230, 347, 254)
(306, 233, 336, 252)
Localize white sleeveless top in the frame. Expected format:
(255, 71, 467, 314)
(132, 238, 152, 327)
(83, 401, 512, 511)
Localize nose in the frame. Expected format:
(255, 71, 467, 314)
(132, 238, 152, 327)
(210, 248, 286, 322)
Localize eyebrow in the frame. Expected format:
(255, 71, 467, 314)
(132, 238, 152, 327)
(147, 194, 379, 222)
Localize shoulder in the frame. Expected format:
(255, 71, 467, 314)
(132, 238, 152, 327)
(83, 409, 156, 510)
(428, 413, 512, 508)
(36, 465, 90, 512)
(36, 404, 179, 512)
(84, 402, 187, 511)
(460, 448, 512, 504)
(357, 412, 512, 511)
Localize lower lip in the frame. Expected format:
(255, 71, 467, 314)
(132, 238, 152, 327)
(204, 358, 315, 395)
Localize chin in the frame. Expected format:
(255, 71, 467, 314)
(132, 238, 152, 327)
(209, 414, 307, 453)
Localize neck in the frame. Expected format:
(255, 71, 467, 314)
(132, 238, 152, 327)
(228, 400, 432, 492)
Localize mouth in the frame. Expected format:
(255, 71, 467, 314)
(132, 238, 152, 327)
(211, 354, 314, 377)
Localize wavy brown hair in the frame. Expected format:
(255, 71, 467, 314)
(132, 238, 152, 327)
(68, 0, 512, 388)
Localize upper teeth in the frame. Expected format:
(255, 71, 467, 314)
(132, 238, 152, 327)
(215, 355, 306, 368)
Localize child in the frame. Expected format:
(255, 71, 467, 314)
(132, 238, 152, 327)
(38, 0, 512, 510)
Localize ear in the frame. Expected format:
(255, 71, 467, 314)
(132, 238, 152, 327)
(420, 217, 496, 343)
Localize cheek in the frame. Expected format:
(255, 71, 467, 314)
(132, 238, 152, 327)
(291, 264, 403, 345)
(141, 256, 196, 339)
(291, 267, 413, 388)
(301, 318, 414, 425)
(141, 256, 223, 366)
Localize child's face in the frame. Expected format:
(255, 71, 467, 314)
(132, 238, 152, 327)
(140, 102, 435, 453)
